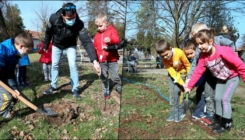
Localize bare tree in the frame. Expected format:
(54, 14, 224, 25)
(135, 0, 245, 48)
(32, 1, 55, 41)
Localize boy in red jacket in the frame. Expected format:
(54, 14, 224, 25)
(93, 13, 124, 99)
(38, 41, 52, 81)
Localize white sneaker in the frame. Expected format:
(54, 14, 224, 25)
(175, 114, 186, 122)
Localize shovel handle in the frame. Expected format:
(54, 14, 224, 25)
(0, 81, 38, 111)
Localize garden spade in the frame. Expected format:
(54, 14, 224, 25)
(0, 81, 58, 117)
(184, 93, 192, 114)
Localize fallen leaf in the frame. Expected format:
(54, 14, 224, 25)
(12, 126, 18, 130)
(27, 135, 33, 140)
(11, 130, 19, 136)
(73, 136, 79, 140)
(73, 128, 77, 132)
(160, 109, 169, 113)
(147, 119, 152, 123)
(29, 125, 34, 131)
(114, 128, 119, 133)
(19, 131, 25, 137)
(95, 128, 101, 133)
(101, 126, 107, 130)
(63, 129, 68, 134)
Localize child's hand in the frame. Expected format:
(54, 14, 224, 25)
(185, 78, 190, 85)
(104, 37, 110, 43)
(13, 90, 20, 99)
(184, 87, 191, 94)
(102, 45, 108, 50)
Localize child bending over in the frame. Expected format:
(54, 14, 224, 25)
(156, 39, 190, 122)
(185, 29, 245, 133)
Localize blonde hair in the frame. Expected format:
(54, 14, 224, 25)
(221, 25, 229, 33)
(14, 32, 34, 48)
(95, 13, 109, 25)
(190, 23, 209, 37)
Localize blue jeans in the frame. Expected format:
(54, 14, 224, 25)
(51, 46, 79, 92)
(168, 74, 185, 118)
(195, 92, 205, 112)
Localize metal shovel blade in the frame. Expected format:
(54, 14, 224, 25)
(36, 108, 59, 117)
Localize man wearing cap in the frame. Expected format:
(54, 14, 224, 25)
(42, 2, 101, 99)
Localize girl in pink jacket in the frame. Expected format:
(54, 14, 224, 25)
(185, 29, 245, 134)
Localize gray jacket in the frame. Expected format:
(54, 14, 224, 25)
(187, 35, 236, 79)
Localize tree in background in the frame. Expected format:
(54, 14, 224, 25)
(201, 0, 236, 34)
(4, 3, 25, 38)
(86, 1, 126, 39)
(32, 1, 54, 41)
(0, 0, 8, 41)
(128, 0, 245, 49)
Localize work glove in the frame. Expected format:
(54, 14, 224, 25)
(105, 38, 127, 51)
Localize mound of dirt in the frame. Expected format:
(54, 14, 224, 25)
(24, 98, 82, 126)
(24, 91, 121, 126)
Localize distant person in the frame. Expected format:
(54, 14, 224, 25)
(16, 54, 31, 88)
(156, 39, 190, 122)
(93, 13, 126, 99)
(42, 2, 101, 99)
(0, 32, 33, 119)
(185, 29, 245, 133)
(156, 55, 161, 68)
(220, 25, 232, 40)
(128, 52, 138, 72)
(38, 41, 52, 82)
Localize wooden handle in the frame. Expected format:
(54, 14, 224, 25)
(0, 81, 38, 111)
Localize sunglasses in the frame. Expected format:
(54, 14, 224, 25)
(65, 5, 76, 11)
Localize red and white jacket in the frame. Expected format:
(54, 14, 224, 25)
(38, 42, 52, 64)
(93, 24, 120, 63)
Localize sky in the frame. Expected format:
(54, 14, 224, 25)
(9, 1, 245, 47)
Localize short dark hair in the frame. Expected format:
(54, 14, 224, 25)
(62, 2, 76, 16)
(155, 39, 172, 54)
(183, 39, 196, 51)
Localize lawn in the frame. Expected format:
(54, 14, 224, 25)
(0, 52, 120, 139)
(119, 70, 245, 139)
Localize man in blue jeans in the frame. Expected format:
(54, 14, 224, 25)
(43, 2, 101, 99)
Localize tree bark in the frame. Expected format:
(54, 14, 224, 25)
(0, 7, 8, 40)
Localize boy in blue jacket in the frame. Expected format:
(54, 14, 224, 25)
(0, 32, 33, 119)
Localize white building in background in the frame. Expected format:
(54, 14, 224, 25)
(25, 30, 41, 50)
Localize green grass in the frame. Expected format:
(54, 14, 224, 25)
(119, 71, 245, 139)
(0, 52, 119, 139)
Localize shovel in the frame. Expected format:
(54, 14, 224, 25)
(184, 93, 192, 115)
(0, 81, 58, 117)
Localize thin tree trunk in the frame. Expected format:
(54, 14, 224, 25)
(0, 7, 8, 40)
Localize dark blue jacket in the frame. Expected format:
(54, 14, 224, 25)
(0, 38, 20, 90)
